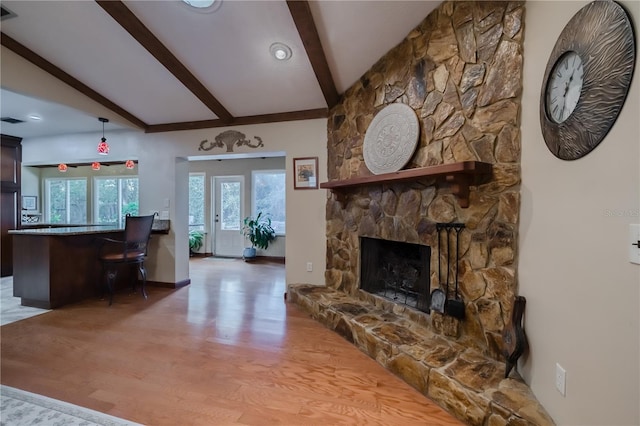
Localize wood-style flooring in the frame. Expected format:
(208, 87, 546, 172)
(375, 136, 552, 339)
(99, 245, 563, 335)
(0, 258, 462, 425)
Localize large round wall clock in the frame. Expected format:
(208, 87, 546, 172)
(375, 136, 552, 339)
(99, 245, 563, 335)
(540, 1, 636, 160)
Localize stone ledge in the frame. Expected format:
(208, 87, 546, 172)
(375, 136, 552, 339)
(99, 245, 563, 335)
(287, 284, 554, 426)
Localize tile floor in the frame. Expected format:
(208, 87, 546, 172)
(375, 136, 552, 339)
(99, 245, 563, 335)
(0, 276, 50, 326)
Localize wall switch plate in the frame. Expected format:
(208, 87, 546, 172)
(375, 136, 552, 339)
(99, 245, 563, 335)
(630, 224, 640, 265)
(555, 363, 566, 396)
(306, 262, 313, 272)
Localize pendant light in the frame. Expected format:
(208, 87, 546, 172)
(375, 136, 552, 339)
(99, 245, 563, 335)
(125, 160, 135, 169)
(97, 117, 109, 155)
(58, 163, 68, 172)
(92, 162, 101, 171)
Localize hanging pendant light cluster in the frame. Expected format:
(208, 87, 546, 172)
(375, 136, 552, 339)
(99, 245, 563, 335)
(57, 117, 135, 173)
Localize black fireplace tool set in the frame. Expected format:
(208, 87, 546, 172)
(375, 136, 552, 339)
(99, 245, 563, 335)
(430, 222, 465, 319)
(428, 223, 528, 377)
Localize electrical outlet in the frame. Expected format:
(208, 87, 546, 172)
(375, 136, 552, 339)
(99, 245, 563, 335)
(555, 363, 566, 396)
(306, 262, 313, 272)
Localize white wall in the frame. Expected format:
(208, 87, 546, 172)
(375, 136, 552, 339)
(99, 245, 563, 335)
(21, 167, 40, 210)
(520, 1, 640, 425)
(20, 118, 328, 287)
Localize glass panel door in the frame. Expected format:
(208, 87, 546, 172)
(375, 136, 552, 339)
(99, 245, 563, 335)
(213, 176, 244, 257)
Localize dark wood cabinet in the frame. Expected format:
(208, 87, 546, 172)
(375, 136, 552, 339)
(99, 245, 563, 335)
(1, 134, 22, 277)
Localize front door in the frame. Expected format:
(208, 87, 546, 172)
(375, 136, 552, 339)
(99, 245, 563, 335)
(212, 176, 244, 257)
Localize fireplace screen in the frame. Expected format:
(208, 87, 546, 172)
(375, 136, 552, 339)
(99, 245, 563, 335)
(360, 237, 431, 313)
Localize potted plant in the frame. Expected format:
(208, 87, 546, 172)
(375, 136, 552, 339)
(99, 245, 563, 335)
(188, 230, 204, 256)
(241, 212, 276, 261)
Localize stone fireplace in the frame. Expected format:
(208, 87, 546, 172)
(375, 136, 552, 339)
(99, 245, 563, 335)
(360, 237, 431, 313)
(324, 0, 524, 365)
(289, 1, 555, 425)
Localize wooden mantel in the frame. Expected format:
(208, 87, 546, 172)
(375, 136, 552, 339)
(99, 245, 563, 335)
(320, 161, 493, 208)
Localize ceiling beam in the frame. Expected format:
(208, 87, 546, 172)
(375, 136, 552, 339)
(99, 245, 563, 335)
(145, 108, 328, 133)
(287, 1, 339, 109)
(96, 0, 234, 124)
(0, 32, 147, 130)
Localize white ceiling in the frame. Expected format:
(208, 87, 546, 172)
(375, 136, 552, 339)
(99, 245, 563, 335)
(0, 0, 440, 139)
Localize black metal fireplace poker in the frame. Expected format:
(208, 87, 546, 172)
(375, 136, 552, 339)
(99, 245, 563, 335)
(447, 224, 465, 319)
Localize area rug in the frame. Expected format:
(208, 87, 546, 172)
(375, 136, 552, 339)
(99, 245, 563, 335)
(0, 385, 143, 426)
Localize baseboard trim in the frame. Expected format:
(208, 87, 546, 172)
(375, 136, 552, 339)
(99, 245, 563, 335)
(20, 298, 51, 309)
(242, 256, 285, 264)
(148, 278, 191, 289)
(189, 253, 209, 258)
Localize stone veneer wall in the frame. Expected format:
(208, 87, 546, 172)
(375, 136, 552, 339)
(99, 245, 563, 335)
(325, 1, 524, 362)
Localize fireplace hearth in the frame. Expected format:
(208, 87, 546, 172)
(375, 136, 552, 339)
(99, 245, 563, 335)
(360, 237, 431, 313)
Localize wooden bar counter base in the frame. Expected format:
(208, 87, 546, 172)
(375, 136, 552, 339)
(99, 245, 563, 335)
(10, 226, 123, 309)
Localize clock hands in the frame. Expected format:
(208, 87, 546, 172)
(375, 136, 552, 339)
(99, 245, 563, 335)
(560, 67, 578, 121)
(548, 53, 583, 124)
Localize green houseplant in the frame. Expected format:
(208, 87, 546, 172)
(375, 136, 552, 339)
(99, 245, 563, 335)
(241, 212, 276, 260)
(188, 230, 204, 256)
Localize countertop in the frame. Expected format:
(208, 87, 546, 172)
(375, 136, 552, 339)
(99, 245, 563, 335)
(10, 219, 170, 236)
(9, 225, 122, 236)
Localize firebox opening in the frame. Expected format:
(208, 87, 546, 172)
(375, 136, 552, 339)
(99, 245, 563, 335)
(360, 237, 431, 313)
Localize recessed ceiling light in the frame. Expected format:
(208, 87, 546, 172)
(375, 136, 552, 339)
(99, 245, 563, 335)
(270, 43, 292, 61)
(183, 0, 214, 8)
(28, 115, 42, 121)
(182, 0, 222, 13)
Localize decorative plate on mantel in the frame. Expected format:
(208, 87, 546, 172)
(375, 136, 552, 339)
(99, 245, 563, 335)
(363, 103, 420, 175)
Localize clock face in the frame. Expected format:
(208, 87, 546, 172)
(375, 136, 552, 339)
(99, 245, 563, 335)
(539, 1, 636, 160)
(546, 52, 583, 124)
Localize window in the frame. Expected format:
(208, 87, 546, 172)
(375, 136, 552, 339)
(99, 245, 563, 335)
(94, 177, 139, 228)
(189, 173, 205, 231)
(220, 180, 241, 231)
(252, 170, 285, 234)
(45, 178, 87, 224)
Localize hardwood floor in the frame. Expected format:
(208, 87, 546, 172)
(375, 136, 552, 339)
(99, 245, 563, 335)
(1, 258, 462, 425)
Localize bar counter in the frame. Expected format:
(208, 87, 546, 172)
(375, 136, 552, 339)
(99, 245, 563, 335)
(11, 225, 122, 236)
(16, 219, 170, 234)
(10, 226, 124, 309)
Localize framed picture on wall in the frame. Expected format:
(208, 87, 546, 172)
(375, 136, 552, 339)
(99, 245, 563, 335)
(293, 157, 318, 189)
(22, 195, 37, 211)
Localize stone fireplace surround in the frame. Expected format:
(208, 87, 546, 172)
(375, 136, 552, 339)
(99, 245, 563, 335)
(289, 1, 555, 424)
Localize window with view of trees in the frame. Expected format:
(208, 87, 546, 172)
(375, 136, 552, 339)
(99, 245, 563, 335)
(252, 170, 285, 234)
(220, 180, 241, 231)
(45, 178, 87, 224)
(94, 177, 139, 228)
(189, 173, 205, 231)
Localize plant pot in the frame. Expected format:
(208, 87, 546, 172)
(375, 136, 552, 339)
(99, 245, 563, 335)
(243, 247, 256, 261)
